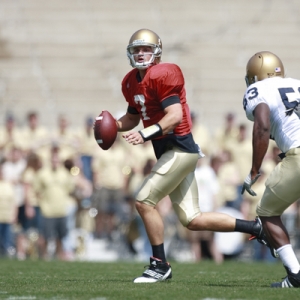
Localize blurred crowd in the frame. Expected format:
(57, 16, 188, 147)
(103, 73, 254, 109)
(0, 110, 299, 263)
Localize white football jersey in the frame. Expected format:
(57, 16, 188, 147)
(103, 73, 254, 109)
(243, 77, 300, 153)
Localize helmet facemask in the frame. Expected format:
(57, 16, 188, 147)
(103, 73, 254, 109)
(245, 75, 258, 87)
(127, 43, 162, 70)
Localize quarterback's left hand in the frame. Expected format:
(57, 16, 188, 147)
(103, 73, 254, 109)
(122, 131, 144, 145)
(241, 173, 261, 196)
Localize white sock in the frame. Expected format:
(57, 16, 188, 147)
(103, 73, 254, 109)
(277, 244, 300, 274)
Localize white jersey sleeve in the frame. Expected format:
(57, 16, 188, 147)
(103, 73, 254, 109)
(243, 77, 300, 153)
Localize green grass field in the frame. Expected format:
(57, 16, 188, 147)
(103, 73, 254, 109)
(0, 259, 298, 300)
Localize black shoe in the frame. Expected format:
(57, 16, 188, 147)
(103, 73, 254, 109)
(249, 216, 279, 258)
(133, 256, 172, 283)
(271, 266, 300, 288)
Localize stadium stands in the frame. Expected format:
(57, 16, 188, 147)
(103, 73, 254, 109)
(0, 0, 300, 130)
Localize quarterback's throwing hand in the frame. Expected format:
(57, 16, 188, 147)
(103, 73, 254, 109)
(241, 173, 261, 196)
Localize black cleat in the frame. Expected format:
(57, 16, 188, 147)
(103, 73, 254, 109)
(249, 216, 279, 258)
(271, 266, 300, 288)
(133, 256, 172, 283)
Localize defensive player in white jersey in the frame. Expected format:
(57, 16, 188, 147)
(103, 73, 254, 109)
(242, 51, 300, 288)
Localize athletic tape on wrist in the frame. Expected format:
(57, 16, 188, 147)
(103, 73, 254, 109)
(139, 124, 163, 141)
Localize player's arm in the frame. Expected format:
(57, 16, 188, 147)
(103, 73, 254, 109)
(123, 96, 182, 145)
(157, 102, 182, 135)
(251, 102, 270, 176)
(137, 95, 182, 142)
(241, 102, 270, 196)
(116, 109, 140, 132)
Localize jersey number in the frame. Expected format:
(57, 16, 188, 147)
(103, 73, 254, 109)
(134, 95, 150, 120)
(243, 87, 258, 110)
(243, 86, 300, 115)
(278, 87, 300, 115)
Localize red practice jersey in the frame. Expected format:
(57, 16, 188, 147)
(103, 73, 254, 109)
(122, 63, 199, 158)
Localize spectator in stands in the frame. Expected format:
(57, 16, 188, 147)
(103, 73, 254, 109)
(0, 161, 17, 257)
(21, 152, 43, 259)
(191, 111, 213, 157)
(214, 112, 239, 154)
(0, 113, 23, 160)
(216, 150, 241, 210)
(63, 158, 93, 260)
(76, 116, 99, 183)
(51, 114, 79, 162)
(91, 136, 128, 241)
(226, 124, 252, 211)
(68, 156, 95, 258)
(2, 146, 27, 260)
(126, 141, 156, 178)
(21, 111, 51, 164)
(186, 157, 223, 264)
(227, 124, 252, 187)
(34, 146, 75, 260)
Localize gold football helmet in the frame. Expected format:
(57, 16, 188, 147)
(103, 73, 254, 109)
(245, 51, 285, 87)
(127, 29, 162, 70)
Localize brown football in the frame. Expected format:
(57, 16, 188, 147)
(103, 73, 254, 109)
(94, 110, 118, 150)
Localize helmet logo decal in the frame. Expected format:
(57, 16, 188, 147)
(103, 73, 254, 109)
(132, 39, 144, 45)
(275, 67, 281, 72)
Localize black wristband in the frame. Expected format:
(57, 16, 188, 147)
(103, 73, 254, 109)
(139, 124, 163, 142)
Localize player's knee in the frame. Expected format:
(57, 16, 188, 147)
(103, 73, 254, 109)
(135, 200, 152, 215)
(173, 203, 201, 228)
(186, 218, 198, 230)
(135, 200, 144, 213)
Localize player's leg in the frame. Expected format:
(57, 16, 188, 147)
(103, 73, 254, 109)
(169, 171, 264, 239)
(134, 201, 168, 280)
(260, 216, 290, 249)
(262, 213, 300, 288)
(133, 149, 198, 283)
(135, 149, 199, 247)
(257, 147, 300, 288)
(187, 212, 236, 231)
(135, 202, 164, 247)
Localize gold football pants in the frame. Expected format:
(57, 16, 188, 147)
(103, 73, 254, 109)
(257, 147, 300, 216)
(136, 148, 201, 226)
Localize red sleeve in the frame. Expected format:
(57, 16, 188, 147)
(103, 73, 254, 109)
(148, 64, 185, 102)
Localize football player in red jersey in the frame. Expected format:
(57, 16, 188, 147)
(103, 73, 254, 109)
(116, 29, 271, 283)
